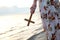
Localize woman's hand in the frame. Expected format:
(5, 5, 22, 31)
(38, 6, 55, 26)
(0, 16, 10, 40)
(30, 1, 37, 14)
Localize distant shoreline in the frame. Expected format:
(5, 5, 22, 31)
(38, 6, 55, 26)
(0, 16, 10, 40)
(0, 7, 39, 16)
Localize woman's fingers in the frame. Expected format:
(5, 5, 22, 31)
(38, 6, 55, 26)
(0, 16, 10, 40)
(30, 3, 36, 14)
(30, 6, 36, 14)
(30, 7, 35, 14)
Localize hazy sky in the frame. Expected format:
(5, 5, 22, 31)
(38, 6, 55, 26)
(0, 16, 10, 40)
(0, 0, 60, 8)
(0, 0, 33, 8)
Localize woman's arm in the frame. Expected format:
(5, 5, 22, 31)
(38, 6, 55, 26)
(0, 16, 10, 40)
(30, 0, 37, 14)
(33, 0, 37, 4)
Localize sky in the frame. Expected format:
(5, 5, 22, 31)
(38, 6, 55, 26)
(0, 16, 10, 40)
(0, 0, 33, 8)
(0, 0, 60, 8)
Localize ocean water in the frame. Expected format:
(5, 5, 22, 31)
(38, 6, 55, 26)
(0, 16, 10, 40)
(0, 13, 47, 40)
(0, 7, 39, 16)
(0, 6, 47, 40)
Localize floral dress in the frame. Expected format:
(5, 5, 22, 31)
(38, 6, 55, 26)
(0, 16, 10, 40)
(38, 0, 59, 40)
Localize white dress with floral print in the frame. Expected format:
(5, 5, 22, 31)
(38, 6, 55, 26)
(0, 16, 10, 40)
(38, 0, 60, 40)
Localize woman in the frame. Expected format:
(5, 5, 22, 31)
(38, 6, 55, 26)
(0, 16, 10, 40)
(30, 0, 50, 40)
(30, 0, 48, 32)
(30, 0, 59, 40)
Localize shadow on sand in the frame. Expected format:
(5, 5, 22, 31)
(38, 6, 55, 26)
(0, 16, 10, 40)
(27, 31, 47, 40)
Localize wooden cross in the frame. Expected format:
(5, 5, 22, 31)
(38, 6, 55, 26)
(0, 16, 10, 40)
(24, 13, 35, 26)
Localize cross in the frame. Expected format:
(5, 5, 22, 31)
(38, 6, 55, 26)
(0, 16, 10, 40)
(24, 13, 35, 26)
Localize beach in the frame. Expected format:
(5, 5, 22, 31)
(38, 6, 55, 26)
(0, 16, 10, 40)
(0, 13, 47, 40)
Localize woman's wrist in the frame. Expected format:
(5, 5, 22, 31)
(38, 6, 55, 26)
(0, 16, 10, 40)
(33, 0, 37, 4)
(33, 0, 37, 8)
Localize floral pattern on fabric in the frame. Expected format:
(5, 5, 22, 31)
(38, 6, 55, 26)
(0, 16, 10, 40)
(39, 0, 60, 40)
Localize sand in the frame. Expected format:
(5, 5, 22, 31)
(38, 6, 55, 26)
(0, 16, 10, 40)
(0, 13, 47, 40)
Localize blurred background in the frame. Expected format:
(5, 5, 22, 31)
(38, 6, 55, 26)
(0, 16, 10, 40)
(0, 0, 39, 16)
(0, 0, 60, 40)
